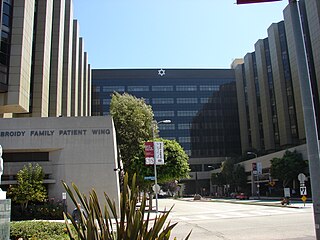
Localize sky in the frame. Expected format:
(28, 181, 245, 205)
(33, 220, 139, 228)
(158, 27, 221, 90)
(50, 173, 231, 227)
(73, 0, 289, 69)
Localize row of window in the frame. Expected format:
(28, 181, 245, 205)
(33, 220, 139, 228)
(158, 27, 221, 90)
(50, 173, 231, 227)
(94, 85, 221, 92)
(154, 111, 199, 117)
(93, 97, 214, 105)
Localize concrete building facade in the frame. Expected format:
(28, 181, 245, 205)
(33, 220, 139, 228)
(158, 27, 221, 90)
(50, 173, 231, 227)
(0, 116, 120, 212)
(0, 0, 102, 210)
(233, 0, 320, 155)
(0, 0, 91, 118)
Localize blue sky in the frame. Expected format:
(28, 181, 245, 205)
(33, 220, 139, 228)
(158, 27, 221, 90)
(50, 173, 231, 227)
(73, 0, 288, 69)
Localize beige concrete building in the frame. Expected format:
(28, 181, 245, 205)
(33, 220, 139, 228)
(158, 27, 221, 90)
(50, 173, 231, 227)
(0, 0, 91, 118)
(0, 0, 109, 211)
(0, 116, 120, 212)
(233, 0, 320, 155)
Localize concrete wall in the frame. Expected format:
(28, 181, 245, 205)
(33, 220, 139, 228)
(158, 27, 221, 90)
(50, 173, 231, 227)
(0, 0, 35, 114)
(0, 116, 120, 212)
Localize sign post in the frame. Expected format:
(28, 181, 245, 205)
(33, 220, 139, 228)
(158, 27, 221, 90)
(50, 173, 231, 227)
(298, 173, 307, 207)
(144, 140, 164, 213)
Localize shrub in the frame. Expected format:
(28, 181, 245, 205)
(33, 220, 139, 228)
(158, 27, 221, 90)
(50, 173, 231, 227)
(11, 199, 64, 221)
(10, 220, 73, 240)
(62, 173, 192, 240)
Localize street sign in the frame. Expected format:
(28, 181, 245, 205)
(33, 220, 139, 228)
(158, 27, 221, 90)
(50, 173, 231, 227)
(301, 195, 307, 203)
(252, 162, 257, 175)
(300, 186, 307, 195)
(269, 181, 275, 187)
(152, 184, 160, 194)
(298, 173, 306, 183)
(257, 162, 262, 175)
(284, 188, 291, 197)
(144, 176, 155, 180)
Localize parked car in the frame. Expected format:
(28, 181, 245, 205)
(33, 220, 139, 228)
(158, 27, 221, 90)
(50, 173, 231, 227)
(235, 193, 249, 200)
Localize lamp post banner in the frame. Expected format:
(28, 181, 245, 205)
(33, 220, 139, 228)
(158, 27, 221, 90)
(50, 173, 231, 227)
(145, 142, 154, 165)
(236, 0, 282, 4)
(154, 141, 164, 165)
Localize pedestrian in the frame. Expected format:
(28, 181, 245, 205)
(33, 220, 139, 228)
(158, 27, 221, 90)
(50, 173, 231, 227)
(72, 203, 87, 223)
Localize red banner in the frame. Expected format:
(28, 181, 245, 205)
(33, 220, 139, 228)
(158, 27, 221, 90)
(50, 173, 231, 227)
(237, 0, 282, 4)
(145, 142, 154, 165)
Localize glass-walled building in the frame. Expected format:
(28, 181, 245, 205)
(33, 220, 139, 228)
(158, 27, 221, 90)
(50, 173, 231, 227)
(92, 68, 241, 159)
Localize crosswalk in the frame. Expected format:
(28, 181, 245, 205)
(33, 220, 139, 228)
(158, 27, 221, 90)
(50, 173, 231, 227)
(168, 207, 304, 222)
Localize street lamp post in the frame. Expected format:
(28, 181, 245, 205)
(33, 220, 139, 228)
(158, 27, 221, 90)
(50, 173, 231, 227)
(152, 119, 171, 213)
(247, 152, 258, 198)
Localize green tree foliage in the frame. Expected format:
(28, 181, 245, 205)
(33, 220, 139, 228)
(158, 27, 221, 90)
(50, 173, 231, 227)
(62, 173, 191, 240)
(270, 150, 307, 187)
(110, 92, 154, 171)
(129, 138, 190, 190)
(8, 163, 47, 212)
(211, 159, 247, 193)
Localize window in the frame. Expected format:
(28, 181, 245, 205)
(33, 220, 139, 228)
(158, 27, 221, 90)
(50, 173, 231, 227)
(200, 98, 209, 103)
(165, 137, 176, 140)
(92, 99, 100, 105)
(94, 86, 100, 92)
(128, 86, 149, 91)
(190, 164, 202, 172)
(177, 98, 198, 104)
(178, 123, 191, 129)
(179, 137, 191, 143)
(103, 86, 125, 92)
(177, 111, 198, 117)
(152, 98, 174, 104)
(103, 99, 111, 105)
(152, 86, 173, 91)
(154, 111, 175, 117)
(159, 124, 175, 130)
(200, 85, 219, 91)
(176, 85, 197, 91)
(3, 152, 49, 162)
(185, 150, 191, 156)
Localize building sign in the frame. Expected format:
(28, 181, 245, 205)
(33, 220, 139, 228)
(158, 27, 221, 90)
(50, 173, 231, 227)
(0, 128, 111, 138)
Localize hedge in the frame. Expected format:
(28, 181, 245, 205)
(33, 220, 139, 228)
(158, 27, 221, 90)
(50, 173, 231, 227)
(10, 220, 73, 240)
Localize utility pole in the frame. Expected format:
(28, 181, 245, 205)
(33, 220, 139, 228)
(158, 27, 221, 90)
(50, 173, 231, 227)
(288, 0, 320, 238)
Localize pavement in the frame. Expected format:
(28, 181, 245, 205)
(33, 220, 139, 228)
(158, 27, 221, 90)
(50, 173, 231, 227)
(178, 196, 312, 209)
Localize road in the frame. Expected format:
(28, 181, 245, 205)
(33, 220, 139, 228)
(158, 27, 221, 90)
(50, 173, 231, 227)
(156, 198, 315, 240)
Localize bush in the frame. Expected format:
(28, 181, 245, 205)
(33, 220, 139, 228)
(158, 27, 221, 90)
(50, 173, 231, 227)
(11, 199, 64, 221)
(63, 173, 192, 239)
(10, 220, 73, 240)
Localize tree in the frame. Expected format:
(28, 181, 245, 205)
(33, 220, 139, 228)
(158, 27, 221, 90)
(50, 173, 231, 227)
(128, 138, 190, 191)
(8, 163, 47, 212)
(270, 150, 307, 188)
(211, 158, 247, 194)
(110, 92, 154, 171)
(233, 164, 247, 192)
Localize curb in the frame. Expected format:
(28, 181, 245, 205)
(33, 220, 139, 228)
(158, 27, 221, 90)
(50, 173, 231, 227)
(176, 197, 303, 208)
(210, 199, 301, 208)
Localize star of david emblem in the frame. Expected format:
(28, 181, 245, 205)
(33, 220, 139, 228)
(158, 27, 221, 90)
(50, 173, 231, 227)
(158, 69, 165, 76)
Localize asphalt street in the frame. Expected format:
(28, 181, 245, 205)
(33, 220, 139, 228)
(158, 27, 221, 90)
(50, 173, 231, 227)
(156, 198, 315, 240)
